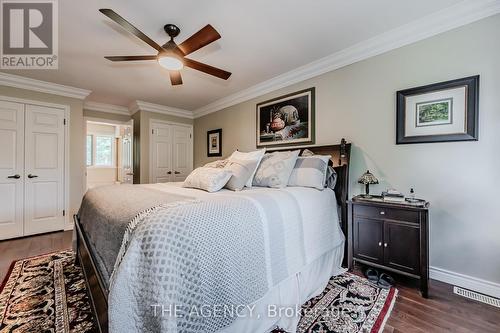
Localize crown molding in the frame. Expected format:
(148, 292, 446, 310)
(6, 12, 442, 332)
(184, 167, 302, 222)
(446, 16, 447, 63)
(194, 0, 500, 118)
(130, 100, 194, 119)
(83, 101, 130, 115)
(0, 72, 91, 99)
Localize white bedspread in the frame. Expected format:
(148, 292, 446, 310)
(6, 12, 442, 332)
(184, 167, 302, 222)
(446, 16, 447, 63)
(110, 183, 344, 333)
(149, 183, 345, 264)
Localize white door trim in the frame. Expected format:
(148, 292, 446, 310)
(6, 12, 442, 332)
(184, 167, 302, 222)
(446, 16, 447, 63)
(149, 119, 193, 184)
(0, 95, 70, 228)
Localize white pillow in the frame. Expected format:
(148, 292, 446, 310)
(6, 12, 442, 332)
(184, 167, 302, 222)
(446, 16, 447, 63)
(228, 149, 266, 187)
(288, 155, 331, 190)
(182, 167, 232, 192)
(253, 150, 300, 188)
(204, 159, 228, 168)
(224, 157, 261, 191)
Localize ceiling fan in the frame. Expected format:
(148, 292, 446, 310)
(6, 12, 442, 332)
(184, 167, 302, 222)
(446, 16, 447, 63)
(99, 9, 231, 85)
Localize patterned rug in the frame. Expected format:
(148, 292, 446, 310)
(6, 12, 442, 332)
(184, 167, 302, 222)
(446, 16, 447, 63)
(0, 251, 396, 333)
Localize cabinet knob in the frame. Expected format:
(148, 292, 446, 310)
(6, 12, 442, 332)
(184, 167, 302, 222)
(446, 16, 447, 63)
(7, 174, 20, 179)
(378, 242, 382, 247)
(380, 211, 385, 215)
(384, 243, 388, 247)
(174, 171, 180, 174)
(167, 171, 172, 175)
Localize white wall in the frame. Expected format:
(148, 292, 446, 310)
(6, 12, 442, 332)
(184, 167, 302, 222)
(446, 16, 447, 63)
(194, 15, 500, 288)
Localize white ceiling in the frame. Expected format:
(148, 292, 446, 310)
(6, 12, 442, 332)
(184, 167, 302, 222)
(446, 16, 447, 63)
(1, 0, 468, 110)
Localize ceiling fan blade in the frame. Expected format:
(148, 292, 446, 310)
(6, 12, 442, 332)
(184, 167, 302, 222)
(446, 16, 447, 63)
(105, 55, 157, 61)
(178, 24, 221, 55)
(100, 9, 163, 52)
(184, 58, 231, 80)
(169, 71, 183, 85)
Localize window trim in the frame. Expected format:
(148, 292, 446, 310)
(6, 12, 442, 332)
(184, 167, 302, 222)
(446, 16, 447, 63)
(86, 134, 116, 168)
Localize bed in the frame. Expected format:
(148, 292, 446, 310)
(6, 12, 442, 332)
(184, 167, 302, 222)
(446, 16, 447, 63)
(74, 141, 351, 333)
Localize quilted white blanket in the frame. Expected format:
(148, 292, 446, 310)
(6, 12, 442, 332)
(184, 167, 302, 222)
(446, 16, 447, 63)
(108, 185, 343, 333)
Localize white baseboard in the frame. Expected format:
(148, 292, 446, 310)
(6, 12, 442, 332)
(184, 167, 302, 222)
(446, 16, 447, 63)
(430, 266, 500, 299)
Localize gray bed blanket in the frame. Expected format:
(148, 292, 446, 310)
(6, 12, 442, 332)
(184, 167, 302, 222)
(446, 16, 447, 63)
(77, 184, 192, 288)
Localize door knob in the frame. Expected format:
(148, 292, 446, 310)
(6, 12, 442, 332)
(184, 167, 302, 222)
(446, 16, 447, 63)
(7, 174, 20, 179)
(167, 171, 172, 175)
(174, 171, 180, 174)
(27, 174, 38, 178)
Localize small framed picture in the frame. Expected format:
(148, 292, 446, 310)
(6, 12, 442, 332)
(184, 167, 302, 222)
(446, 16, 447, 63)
(256, 87, 315, 148)
(207, 129, 222, 157)
(396, 76, 479, 144)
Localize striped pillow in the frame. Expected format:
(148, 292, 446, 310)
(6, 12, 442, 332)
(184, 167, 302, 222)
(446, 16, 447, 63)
(288, 155, 331, 190)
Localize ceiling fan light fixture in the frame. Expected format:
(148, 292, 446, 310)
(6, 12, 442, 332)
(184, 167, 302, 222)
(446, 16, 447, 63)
(158, 55, 184, 71)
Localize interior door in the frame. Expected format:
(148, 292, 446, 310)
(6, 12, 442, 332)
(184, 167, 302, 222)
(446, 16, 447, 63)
(0, 100, 24, 240)
(383, 221, 420, 274)
(24, 104, 65, 235)
(151, 122, 173, 183)
(172, 125, 192, 182)
(120, 125, 133, 184)
(353, 217, 384, 264)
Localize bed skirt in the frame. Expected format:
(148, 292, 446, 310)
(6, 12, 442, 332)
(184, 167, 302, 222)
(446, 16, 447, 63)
(220, 243, 346, 333)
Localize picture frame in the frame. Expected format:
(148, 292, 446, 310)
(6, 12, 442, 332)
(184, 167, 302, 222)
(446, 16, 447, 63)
(207, 129, 222, 157)
(396, 76, 479, 144)
(256, 87, 315, 148)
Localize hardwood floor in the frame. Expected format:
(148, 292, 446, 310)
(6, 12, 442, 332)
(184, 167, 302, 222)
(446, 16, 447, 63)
(1, 231, 498, 332)
(0, 230, 73, 282)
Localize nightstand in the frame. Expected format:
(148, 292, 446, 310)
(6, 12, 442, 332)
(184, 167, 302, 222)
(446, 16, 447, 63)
(348, 195, 430, 297)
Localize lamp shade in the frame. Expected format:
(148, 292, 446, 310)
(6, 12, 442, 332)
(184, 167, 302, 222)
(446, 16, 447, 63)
(358, 170, 379, 185)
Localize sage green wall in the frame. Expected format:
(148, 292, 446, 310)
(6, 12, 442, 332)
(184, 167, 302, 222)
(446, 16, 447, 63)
(0, 86, 85, 221)
(194, 15, 500, 285)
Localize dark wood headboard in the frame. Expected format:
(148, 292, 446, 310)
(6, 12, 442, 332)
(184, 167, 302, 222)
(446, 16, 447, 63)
(270, 139, 352, 268)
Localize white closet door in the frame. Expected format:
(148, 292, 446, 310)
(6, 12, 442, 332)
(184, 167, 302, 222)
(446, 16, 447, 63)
(172, 125, 192, 182)
(0, 101, 24, 240)
(151, 122, 173, 183)
(24, 104, 65, 235)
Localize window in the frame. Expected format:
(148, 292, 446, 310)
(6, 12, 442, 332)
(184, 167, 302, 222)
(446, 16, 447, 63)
(95, 136, 113, 166)
(86, 135, 115, 167)
(86, 135, 93, 166)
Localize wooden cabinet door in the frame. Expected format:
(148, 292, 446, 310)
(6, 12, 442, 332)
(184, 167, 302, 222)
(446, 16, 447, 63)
(383, 220, 420, 274)
(354, 217, 384, 264)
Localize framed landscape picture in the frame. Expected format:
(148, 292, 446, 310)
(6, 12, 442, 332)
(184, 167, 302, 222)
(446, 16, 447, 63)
(256, 87, 315, 148)
(207, 129, 222, 157)
(396, 76, 479, 144)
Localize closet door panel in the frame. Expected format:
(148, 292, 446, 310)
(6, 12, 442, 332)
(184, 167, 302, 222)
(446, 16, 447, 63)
(151, 123, 173, 183)
(24, 104, 65, 235)
(172, 125, 192, 182)
(0, 100, 24, 240)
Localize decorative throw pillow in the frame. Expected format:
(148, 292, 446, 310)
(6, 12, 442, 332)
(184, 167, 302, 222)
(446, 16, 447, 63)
(228, 149, 266, 187)
(253, 150, 300, 188)
(288, 155, 331, 190)
(182, 167, 232, 192)
(326, 166, 338, 190)
(204, 159, 229, 168)
(224, 157, 260, 191)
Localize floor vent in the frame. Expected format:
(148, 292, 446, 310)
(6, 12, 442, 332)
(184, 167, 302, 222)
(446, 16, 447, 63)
(453, 286, 500, 308)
